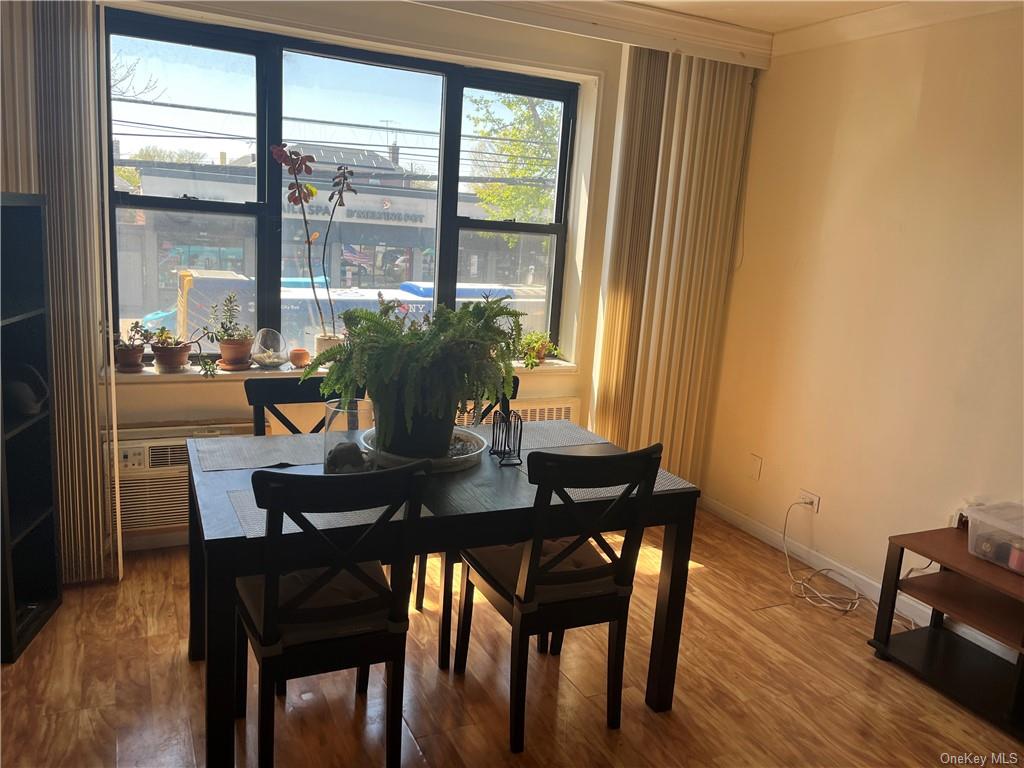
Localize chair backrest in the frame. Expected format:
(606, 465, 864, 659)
(244, 376, 330, 436)
(251, 461, 430, 646)
(517, 444, 662, 609)
(475, 375, 520, 424)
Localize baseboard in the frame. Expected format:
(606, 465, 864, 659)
(699, 496, 1016, 662)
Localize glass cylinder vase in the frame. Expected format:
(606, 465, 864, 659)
(323, 398, 376, 474)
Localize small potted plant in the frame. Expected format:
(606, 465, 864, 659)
(150, 327, 192, 373)
(114, 321, 152, 373)
(518, 330, 561, 369)
(207, 292, 253, 370)
(150, 326, 217, 377)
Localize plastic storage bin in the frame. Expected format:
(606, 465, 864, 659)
(967, 502, 1024, 574)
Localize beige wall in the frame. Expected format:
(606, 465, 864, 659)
(115, 0, 625, 425)
(703, 8, 1023, 580)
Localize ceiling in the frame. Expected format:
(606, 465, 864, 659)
(627, 1, 896, 33)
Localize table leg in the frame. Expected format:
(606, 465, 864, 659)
(645, 519, 695, 712)
(205, 553, 236, 767)
(871, 542, 904, 659)
(187, 476, 205, 662)
(437, 551, 456, 670)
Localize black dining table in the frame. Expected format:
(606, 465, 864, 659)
(187, 420, 700, 766)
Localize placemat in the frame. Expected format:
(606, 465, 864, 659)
(467, 419, 606, 451)
(197, 434, 323, 472)
(229, 489, 433, 539)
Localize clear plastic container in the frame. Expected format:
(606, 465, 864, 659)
(967, 502, 1024, 574)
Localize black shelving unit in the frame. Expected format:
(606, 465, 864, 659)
(1, 193, 62, 663)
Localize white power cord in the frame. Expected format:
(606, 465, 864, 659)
(782, 500, 917, 629)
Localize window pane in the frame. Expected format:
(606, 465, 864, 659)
(116, 208, 256, 340)
(109, 36, 257, 202)
(456, 230, 555, 335)
(279, 51, 443, 347)
(458, 89, 564, 225)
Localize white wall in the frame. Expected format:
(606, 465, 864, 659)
(703, 8, 1023, 580)
(115, 0, 625, 425)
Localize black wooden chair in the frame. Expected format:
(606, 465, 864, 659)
(451, 444, 662, 753)
(244, 376, 331, 436)
(235, 462, 429, 768)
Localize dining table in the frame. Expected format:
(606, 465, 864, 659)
(187, 420, 700, 766)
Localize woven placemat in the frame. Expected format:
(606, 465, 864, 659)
(229, 489, 432, 539)
(467, 419, 606, 451)
(197, 434, 323, 472)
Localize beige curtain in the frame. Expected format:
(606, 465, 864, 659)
(595, 51, 755, 484)
(1, 1, 40, 193)
(32, 1, 121, 582)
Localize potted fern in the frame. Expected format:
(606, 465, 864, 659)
(303, 294, 523, 458)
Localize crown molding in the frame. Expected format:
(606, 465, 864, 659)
(772, 1, 1020, 58)
(410, 1, 773, 69)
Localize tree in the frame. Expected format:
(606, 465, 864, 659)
(114, 146, 209, 191)
(465, 92, 561, 224)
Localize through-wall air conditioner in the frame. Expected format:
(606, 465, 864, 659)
(107, 421, 258, 551)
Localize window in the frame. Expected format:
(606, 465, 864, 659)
(106, 10, 576, 352)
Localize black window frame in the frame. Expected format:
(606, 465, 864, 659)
(104, 9, 578, 354)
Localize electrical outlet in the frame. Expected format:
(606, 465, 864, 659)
(798, 489, 820, 514)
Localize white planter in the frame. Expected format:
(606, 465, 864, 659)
(314, 334, 344, 355)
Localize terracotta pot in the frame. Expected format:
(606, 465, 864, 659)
(115, 346, 145, 373)
(290, 348, 311, 368)
(152, 343, 190, 372)
(315, 334, 344, 356)
(218, 338, 253, 369)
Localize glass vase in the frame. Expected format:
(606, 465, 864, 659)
(323, 398, 376, 474)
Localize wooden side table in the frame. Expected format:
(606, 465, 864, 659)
(870, 524, 1024, 738)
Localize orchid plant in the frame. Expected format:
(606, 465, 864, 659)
(271, 144, 357, 338)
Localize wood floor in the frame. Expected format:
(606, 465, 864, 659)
(2, 509, 1019, 767)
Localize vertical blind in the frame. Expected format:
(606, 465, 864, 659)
(32, 1, 121, 583)
(595, 50, 756, 484)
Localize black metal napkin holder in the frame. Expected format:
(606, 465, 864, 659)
(490, 409, 523, 466)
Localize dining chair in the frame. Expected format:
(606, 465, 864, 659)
(236, 461, 429, 768)
(244, 375, 331, 436)
(418, 374, 521, 615)
(451, 443, 662, 753)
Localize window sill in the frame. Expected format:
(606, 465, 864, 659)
(110, 358, 577, 385)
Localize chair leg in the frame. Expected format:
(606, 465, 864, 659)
(510, 619, 530, 753)
(607, 616, 628, 729)
(548, 630, 565, 655)
(438, 552, 456, 670)
(415, 555, 427, 611)
(234, 614, 248, 718)
(258, 661, 277, 768)
(453, 566, 475, 674)
(356, 664, 370, 695)
(537, 632, 549, 654)
(385, 648, 406, 768)
(550, 629, 565, 656)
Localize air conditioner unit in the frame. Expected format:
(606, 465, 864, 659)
(107, 421, 257, 551)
